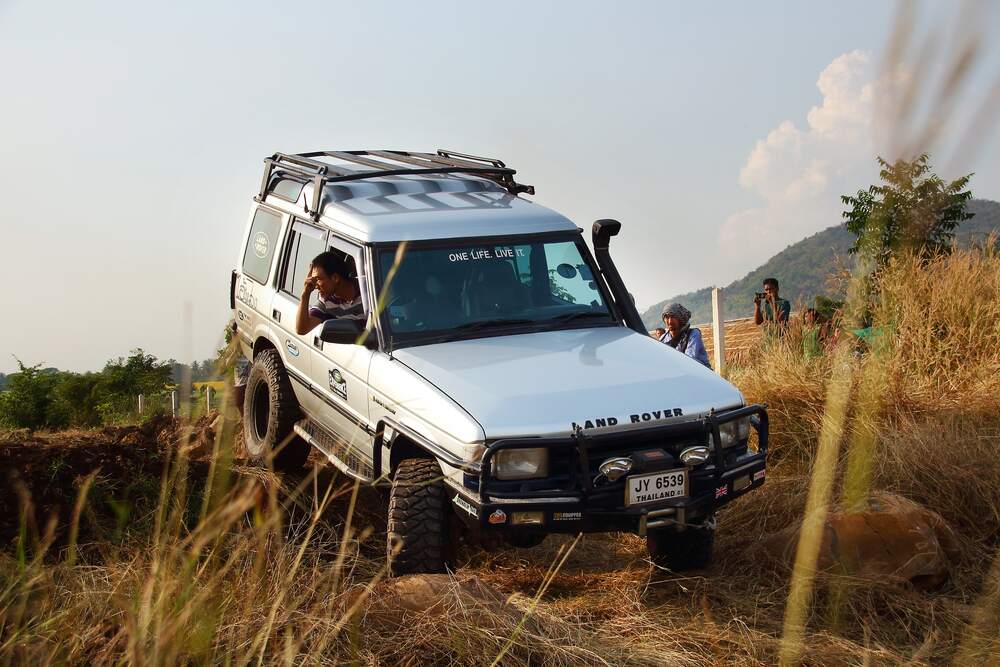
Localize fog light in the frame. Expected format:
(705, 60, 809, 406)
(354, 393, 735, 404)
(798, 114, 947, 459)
(511, 511, 544, 526)
(598, 457, 633, 481)
(679, 446, 710, 466)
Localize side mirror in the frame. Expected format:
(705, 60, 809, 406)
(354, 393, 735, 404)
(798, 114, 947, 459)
(319, 318, 365, 345)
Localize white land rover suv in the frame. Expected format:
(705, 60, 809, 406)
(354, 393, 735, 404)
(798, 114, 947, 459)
(231, 150, 768, 575)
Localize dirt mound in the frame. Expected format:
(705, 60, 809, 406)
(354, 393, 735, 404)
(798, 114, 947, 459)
(0, 418, 216, 550)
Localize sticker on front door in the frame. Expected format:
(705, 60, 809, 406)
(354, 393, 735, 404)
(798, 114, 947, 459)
(328, 368, 347, 400)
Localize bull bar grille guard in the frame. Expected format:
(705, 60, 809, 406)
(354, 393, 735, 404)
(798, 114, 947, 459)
(476, 404, 768, 504)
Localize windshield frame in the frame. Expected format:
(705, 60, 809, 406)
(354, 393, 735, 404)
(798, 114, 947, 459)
(370, 230, 623, 350)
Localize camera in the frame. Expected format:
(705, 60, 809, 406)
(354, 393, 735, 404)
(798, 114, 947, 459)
(754, 291, 766, 301)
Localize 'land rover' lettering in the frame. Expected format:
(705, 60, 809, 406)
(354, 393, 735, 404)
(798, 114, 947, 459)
(575, 409, 683, 430)
(629, 408, 683, 423)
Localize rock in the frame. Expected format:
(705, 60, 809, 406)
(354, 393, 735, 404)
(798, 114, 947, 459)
(764, 492, 960, 588)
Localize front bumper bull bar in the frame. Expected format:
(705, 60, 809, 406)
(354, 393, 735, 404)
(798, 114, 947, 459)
(470, 404, 768, 535)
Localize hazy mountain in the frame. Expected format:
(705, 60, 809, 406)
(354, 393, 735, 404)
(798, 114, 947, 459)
(641, 199, 1000, 328)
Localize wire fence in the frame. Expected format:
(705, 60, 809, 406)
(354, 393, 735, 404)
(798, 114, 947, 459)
(106, 385, 229, 424)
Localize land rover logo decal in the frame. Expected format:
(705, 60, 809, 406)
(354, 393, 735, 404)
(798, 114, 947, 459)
(253, 232, 269, 259)
(328, 368, 347, 400)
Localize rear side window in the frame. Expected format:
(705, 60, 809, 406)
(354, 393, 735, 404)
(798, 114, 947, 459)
(279, 221, 328, 298)
(242, 208, 282, 284)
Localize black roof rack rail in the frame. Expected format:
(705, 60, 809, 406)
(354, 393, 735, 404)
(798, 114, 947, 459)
(258, 149, 535, 220)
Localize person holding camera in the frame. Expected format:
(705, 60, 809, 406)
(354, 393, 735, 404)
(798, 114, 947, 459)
(658, 303, 711, 369)
(753, 277, 790, 333)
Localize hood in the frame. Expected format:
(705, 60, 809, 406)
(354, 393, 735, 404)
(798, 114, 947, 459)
(392, 327, 743, 439)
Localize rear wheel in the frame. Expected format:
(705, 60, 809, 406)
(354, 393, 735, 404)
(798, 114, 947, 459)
(387, 458, 451, 576)
(646, 516, 715, 571)
(242, 349, 310, 472)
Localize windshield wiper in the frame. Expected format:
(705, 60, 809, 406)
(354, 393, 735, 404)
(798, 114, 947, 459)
(544, 310, 612, 325)
(451, 318, 537, 332)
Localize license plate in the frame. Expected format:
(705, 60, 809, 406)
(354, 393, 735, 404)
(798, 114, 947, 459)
(625, 469, 688, 506)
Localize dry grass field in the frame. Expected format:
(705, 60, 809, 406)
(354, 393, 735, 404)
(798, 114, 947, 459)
(2, 243, 1000, 665)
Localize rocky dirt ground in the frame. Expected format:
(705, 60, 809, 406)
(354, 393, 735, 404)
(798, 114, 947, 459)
(0, 419, 988, 665)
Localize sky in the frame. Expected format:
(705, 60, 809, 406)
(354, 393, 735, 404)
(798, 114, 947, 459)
(1, 1, 999, 373)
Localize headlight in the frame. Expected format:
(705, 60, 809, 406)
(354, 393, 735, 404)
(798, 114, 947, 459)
(494, 447, 549, 480)
(718, 417, 751, 448)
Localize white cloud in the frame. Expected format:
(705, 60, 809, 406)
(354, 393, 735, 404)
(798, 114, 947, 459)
(719, 50, 879, 270)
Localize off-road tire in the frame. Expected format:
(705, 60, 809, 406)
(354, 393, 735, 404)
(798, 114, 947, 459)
(243, 349, 310, 472)
(646, 517, 715, 571)
(387, 458, 451, 576)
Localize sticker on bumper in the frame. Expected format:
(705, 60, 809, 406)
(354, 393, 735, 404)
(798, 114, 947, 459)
(453, 495, 478, 519)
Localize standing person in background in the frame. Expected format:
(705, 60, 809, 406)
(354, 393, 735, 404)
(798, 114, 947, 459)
(802, 308, 823, 359)
(659, 303, 711, 369)
(753, 277, 790, 334)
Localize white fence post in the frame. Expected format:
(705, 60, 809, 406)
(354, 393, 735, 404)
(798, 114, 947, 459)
(712, 287, 726, 377)
(137, 393, 144, 414)
(171, 390, 178, 418)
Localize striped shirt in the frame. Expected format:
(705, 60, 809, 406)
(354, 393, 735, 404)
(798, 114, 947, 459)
(309, 293, 365, 321)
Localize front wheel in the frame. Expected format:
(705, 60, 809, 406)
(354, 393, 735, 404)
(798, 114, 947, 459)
(242, 349, 310, 472)
(387, 458, 452, 576)
(646, 515, 715, 571)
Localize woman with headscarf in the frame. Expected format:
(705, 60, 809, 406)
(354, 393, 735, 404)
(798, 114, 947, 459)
(658, 303, 711, 369)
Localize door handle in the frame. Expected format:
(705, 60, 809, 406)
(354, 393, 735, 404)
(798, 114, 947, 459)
(313, 335, 323, 350)
(272, 309, 281, 322)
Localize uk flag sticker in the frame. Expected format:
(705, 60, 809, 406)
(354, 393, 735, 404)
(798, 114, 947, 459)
(715, 485, 728, 499)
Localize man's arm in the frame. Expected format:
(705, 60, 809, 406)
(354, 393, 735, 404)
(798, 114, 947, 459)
(753, 296, 763, 326)
(295, 276, 322, 335)
(689, 328, 711, 368)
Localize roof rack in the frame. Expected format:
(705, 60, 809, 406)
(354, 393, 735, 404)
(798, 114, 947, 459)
(258, 149, 535, 219)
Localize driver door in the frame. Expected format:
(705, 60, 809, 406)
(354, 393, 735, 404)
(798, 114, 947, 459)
(307, 237, 375, 472)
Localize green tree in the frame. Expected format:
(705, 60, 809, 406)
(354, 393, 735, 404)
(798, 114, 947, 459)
(95, 349, 172, 422)
(842, 153, 973, 268)
(0, 360, 64, 429)
(51, 373, 103, 427)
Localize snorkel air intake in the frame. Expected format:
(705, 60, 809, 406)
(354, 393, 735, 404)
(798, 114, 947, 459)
(592, 219, 648, 336)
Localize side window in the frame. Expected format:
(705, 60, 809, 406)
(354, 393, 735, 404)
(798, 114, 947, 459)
(543, 241, 599, 305)
(329, 237, 370, 315)
(279, 221, 328, 298)
(241, 208, 282, 284)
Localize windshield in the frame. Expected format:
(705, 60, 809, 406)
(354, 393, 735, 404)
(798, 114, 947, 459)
(376, 236, 615, 344)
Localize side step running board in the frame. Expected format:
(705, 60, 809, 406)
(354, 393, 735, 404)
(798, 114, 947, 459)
(294, 418, 374, 482)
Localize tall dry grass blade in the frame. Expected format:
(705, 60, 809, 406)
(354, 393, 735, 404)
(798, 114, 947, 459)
(778, 344, 855, 666)
(65, 470, 99, 568)
(953, 546, 1000, 665)
(489, 532, 583, 667)
(252, 468, 340, 665)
